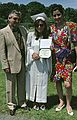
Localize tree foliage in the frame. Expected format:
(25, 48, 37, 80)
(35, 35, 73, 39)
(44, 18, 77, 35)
(25, 1, 46, 15)
(65, 8, 77, 23)
(0, 2, 77, 29)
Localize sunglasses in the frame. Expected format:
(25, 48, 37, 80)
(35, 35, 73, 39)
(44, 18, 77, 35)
(53, 14, 61, 17)
(13, 17, 20, 20)
(36, 24, 44, 27)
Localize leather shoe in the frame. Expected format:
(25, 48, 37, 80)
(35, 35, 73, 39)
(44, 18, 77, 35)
(10, 109, 16, 116)
(9, 105, 18, 116)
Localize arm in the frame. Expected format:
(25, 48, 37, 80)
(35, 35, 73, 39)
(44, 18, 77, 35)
(72, 45, 77, 72)
(75, 46, 77, 66)
(71, 23, 77, 71)
(0, 30, 10, 72)
(26, 32, 39, 66)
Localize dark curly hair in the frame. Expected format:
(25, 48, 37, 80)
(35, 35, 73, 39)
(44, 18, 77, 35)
(50, 4, 64, 16)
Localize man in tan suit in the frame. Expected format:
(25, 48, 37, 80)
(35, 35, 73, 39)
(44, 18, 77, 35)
(0, 10, 28, 115)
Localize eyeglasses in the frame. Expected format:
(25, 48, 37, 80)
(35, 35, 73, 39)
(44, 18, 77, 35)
(13, 17, 20, 20)
(53, 14, 61, 17)
(36, 24, 44, 27)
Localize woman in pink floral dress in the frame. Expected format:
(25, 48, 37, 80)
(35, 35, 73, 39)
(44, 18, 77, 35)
(50, 4, 77, 116)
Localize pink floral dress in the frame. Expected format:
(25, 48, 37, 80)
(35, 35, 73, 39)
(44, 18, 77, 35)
(50, 22, 77, 82)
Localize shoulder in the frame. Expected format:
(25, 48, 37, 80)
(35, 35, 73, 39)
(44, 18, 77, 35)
(0, 25, 9, 36)
(19, 25, 28, 33)
(28, 32, 35, 37)
(0, 25, 8, 32)
(27, 32, 35, 43)
(66, 21, 77, 30)
(66, 21, 76, 26)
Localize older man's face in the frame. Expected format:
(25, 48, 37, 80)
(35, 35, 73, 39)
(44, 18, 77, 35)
(8, 13, 20, 28)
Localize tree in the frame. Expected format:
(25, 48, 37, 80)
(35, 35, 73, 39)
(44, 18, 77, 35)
(26, 1, 46, 16)
(0, 2, 20, 19)
(65, 8, 77, 23)
(0, 18, 7, 29)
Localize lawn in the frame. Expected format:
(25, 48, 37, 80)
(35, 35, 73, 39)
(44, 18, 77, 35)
(0, 64, 77, 120)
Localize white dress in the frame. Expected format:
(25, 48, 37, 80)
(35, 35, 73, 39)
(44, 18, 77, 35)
(26, 32, 51, 103)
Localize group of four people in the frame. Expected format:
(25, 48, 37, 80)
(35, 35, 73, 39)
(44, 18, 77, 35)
(0, 4, 77, 116)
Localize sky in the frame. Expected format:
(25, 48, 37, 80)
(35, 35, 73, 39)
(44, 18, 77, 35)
(0, 0, 77, 9)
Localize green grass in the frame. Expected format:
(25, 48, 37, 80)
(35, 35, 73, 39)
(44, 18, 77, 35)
(0, 64, 77, 120)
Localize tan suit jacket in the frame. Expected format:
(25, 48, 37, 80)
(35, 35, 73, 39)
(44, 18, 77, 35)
(0, 25, 27, 73)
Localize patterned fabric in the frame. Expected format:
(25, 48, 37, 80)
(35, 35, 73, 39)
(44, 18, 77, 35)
(50, 22, 77, 81)
(13, 28, 25, 57)
(56, 48, 70, 63)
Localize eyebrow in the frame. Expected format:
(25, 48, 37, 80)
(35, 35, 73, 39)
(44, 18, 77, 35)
(53, 14, 61, 17)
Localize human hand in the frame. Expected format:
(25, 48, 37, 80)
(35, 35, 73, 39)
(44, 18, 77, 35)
(32, 53, 40, 60)
(4, 68, 10, 73)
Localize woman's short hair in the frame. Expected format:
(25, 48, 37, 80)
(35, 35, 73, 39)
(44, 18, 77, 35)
(51, 4, 64, 16)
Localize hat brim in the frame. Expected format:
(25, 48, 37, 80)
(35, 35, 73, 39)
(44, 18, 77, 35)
(31, 12, 47, 22)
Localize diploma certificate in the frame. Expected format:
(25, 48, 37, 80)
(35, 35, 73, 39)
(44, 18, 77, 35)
(39, 38, 52, 58)
(39, 49, 51, 58)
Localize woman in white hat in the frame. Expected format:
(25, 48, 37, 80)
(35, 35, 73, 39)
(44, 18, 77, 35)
(26, 13, 51, 110)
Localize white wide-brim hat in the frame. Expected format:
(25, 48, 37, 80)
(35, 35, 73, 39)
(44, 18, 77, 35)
(31, 12, 48, 23)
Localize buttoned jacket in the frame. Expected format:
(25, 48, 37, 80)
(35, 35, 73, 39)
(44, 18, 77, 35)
(0, 25, 28, 73)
